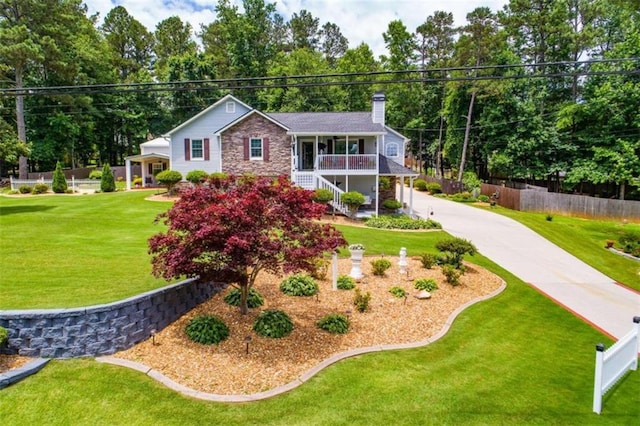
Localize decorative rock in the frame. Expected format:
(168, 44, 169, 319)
(414, 290, 431, 300)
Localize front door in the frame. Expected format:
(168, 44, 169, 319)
(301, 141, 314, 170)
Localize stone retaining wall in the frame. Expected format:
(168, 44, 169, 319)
(0, 279, 221, 358)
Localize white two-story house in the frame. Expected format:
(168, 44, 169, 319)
(126, 92, 419, 215)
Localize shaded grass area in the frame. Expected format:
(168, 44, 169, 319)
(0, 191, 172, 309)
(478, 206, 640, 290)
(1, 261, 637, 424)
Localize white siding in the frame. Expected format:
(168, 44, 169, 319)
(170, 102, 251, 176)
(383, 131, 406, 166)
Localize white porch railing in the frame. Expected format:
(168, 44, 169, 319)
(316, 175, 350, 216)
(593, 316, 640, 414)
(317, 154, 377, 172)
(291, 172, 315, 190)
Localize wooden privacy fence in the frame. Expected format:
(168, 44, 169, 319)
(593, 317, 640, 414)
(481, 183, 640, 221)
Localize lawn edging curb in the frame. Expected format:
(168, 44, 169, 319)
(0, 358, 50, 390)
(97, 279, 507, 402)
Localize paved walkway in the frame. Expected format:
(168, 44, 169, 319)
(403, 187, 640, 340)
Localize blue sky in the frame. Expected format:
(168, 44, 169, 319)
(83, 0, 508, 58)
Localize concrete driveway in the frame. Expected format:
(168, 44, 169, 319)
(402, 187, 640, 340)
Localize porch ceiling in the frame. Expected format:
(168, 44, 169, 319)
(125, 152, 169, 162)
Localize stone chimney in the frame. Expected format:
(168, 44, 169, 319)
(372, 91, 385, 126)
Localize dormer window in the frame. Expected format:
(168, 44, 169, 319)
(226, 101, 235, 113)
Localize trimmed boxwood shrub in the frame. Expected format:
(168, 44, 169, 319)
(382, 199, 402, 210)
(253, 309, 294, 338)
(312, 188, 334, 203)
(414, 278, 438, 292)
(280, 274, 319, 296)
(156, 170, 183, 194)
(18, 185, 32, 194)
(426, 182, 442, 194)
(317, 314, 350, 334)
(89, 170, 102, 180)
(32, 183, 49, 194)
(185, 315, 230, 345)
(414, 179, 428, 191)
(185, 170, 208, 185)
(223, 287, 264, 308)
(337, 275, 355, 290)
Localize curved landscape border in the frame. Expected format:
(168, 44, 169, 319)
(97, 280, 507, 402)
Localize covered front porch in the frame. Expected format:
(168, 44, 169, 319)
(125, 153, 170, 190)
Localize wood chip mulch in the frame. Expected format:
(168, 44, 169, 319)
(114, 256, 503, 395)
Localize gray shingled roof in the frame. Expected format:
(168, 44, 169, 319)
(267, 112, 386, 134)
(378, 154, 419, 176)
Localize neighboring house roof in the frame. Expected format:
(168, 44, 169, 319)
(216, 109, 290, 134)
(378, 154, 419, 177)
(266, 112, 386, 135)
(163, 94, 252, 136)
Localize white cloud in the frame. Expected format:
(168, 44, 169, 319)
(83, 0, 507, 57)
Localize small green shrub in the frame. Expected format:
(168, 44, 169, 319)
(0, 326, 8, 345)
(309, 257, 330, 280)
(419, 253, 438, 269)
(337, 275, 355, 290)
(156, 170, 183, 194)
(317, 314, 350, 334)
(436, 237, 477, 269)
(223, 287, 265, 308)
(185, 170, 208, 185)
(462, 171, 482, 192)
(280, 274, 319, 296)
(18, 185, 32, 194)
(389, 286, 407, 298)
(545, 214, 553, 221)
(32, 183, 49, 194)
(365, 215, 441, 230)
(253, 309, 294, 338)
(414, 179, 428, 191)
(88, 170, 102, 180)
(426, 182, 442, 194)
(382, 199, 402, 210)
(52, 161, 68, 193)
(341, 191, 366, 217)
(619, 230, 640, 255)
(370, 258, 392, 276)
(442, 264, 462, 286)
(353, 288, 371, 312)
(477, 194, 490, 203)
(100, 163, 116, 192)
(312, 188, 334, 203)
(64, 188, 74, 194)
(185, 315, 230, 345)
(414, 278, 438, 292)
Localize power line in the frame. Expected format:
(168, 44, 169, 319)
(0, 58, 638, 97)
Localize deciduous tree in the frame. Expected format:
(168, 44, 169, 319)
(149, 175, 347, 314)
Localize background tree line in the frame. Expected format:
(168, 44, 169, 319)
(0, 0, 638, 199)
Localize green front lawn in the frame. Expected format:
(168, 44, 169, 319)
(0, 191, 172, 309)
(1, 262, 637, 424)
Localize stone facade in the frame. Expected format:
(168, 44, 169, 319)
(221, 113, 290, 176)
(0, 279, 221, 358)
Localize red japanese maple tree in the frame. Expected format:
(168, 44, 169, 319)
(148, 174, 347, 314)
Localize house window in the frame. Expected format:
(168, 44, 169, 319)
(250, 138, 263, 160)
(191, 139, 204, 159)
(386, 142, 399, 157)
(152, 163, 164, 175)
(226, 102, 235, 113)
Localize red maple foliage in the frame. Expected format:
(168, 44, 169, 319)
(148, 174, 347, 314)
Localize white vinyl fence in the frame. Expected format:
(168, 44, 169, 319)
(593, 317, 640, 414)
(10, 177, 101, 192)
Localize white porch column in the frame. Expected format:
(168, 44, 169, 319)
(409, 177, 414, 216)
(375, 175, 379, 216)
(125, 159, 132, 190)
(141, 161, 147, 188)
